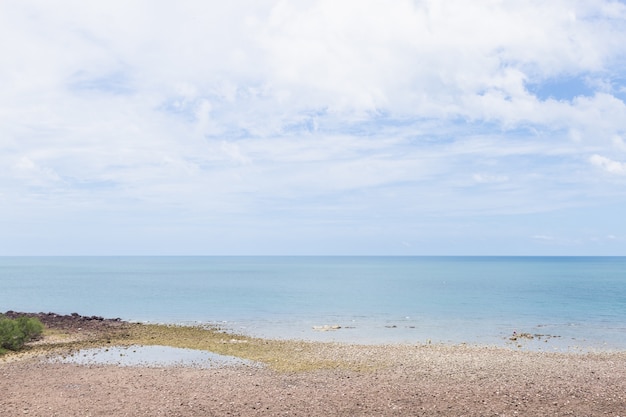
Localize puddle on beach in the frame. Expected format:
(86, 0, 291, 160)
(49, 345, 257, 368)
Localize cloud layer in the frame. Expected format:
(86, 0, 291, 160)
(2, 0, 626, 254)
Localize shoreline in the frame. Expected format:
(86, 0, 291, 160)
(2, 312, 626, 416)
(4, 311, 624, 362)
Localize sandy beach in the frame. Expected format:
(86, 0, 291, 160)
(1, 313, 625, 416)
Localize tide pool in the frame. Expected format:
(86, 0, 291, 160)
(49, 345, 256, 368)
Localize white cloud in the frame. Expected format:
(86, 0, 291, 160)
(611, 135, 626, 151)
(2, 0, 626, 254)
(472, 173, 509, 184)
(532, 235, 554, 241)
(590, 154, 626, 175)
(4, 1, 626, 135)
(12, 156, 63, 186)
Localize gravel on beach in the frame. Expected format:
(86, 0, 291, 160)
(1, 312, 625, 416)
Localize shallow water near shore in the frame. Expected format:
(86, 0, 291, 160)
(2, 256, 625, 351)
(50, 345, 256, 368)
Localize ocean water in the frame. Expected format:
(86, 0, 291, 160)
(1, 256, 625, 351)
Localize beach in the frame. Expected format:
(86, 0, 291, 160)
(1, 313, 625, 416)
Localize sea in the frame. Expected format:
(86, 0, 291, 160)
(1, 256, 625, 352)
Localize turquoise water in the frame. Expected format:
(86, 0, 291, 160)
(1, 256, 625, 350)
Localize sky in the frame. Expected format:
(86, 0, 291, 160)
(1, 1, 626, 256)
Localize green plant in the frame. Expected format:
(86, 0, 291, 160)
(0, 316, 44, 353)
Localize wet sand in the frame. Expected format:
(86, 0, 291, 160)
(1, 312, 625, 416)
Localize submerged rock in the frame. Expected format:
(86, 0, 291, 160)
(312, 325, 341, 331)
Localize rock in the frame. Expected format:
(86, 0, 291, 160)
(312, 325, 341, 331)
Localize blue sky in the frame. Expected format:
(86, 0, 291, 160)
(1, 1, 626, 255)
